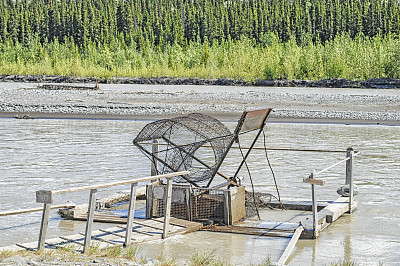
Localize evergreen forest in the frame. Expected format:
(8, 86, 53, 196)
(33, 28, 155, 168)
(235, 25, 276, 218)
(1, 0, 400, 80)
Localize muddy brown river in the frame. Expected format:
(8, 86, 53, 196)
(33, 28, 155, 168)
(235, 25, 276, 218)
(0, 118, 399, 265)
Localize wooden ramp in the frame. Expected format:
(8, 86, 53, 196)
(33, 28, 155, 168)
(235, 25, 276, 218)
(0, 217, 202, 252)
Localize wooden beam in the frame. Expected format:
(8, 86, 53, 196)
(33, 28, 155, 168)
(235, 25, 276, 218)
(276, 226, 304, 266)
(303, 177, 325, 186)
(319, 196, 357, 223)
(83, 189, 97, 253)
(0, 203, 75, 217)
(162, 178, 173, 239)
(37, 203, 51, 251)
(52, 171, 189, 195)
(124, 183, 138, 246)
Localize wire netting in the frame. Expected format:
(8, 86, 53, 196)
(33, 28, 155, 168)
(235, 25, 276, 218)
(133, 113, 234, 185)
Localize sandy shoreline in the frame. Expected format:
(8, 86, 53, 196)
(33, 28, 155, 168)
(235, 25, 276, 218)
(1, 82, 399, 125)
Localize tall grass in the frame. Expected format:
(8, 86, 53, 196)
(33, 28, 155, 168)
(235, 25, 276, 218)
(0, 33, 399, 81)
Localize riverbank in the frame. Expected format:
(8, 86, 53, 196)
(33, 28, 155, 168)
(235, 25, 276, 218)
(2, 75, 400, 89)
(0, 81, 399, 125)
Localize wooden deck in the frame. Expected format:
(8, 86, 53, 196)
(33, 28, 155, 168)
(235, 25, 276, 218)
(0, 217, 203, 252)
(202, 196, 356, 239)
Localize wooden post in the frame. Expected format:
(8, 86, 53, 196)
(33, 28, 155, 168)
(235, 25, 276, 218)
(36, 190, 53, 251)
(346, 148, 354, 213)
(83, 189, 97, 252)
(151, 140, 158, 176)
(185, 186, 192, 221)
(162, 178, 173, 239)
(146, 183, 154, 219)
(37, 203, 51, 251)
(223, 190, 231, 225)
(124, 183, 138, 246)
(310, 172, 318, 239)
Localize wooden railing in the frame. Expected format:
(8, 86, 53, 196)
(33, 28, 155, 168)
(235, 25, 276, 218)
(35, 171, 189, 252)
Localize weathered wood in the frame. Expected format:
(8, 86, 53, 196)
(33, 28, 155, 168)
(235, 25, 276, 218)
(36, 190, 53, 204)
(151, 140, 159, 176)
(37, 203, 51, 251)
(265, 200, 331, 211)
(311, 182, 318, 238)
(277, 226, 304, 266)
(124, 183, 138, 246)
(223, 190, 231, 225)
(320, 196, 357, 223)
(0, 203, 75, 217)
(185, 186, 191, 221)
(230, 186, 246, 225)
(2, 218, 202, 253)
(52, 171, 189, 195)
(202, 225, 293, 238)
(146, 183, 154, 219)
(303, 177, 325, 186)
(83, 189, 97, 253)
(346, 148, 355, 213)
(162, 178, 173, 239)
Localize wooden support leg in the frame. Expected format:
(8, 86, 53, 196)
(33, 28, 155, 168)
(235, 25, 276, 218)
(162, 178, 173, 239)
(185, 186, 191, 221)
(312, 183, 318, 239)
(151, 140, 158, 176)
(83, 189, 97, 253)
(346, 148, 354, 213)
(124, 183, 138, 246)
(37, 203, 51, 251)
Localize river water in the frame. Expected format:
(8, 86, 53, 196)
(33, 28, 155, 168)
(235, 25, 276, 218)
(0, 118, 399, 265)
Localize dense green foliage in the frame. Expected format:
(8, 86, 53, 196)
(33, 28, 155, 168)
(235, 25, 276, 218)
(1, 0, 399, 47)
(1, 33, 399, 80)
(0, 0, 399, 80)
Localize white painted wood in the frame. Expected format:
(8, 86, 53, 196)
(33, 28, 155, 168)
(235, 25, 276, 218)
(124, 183, 138, 246)
(162, 178, 173, 239)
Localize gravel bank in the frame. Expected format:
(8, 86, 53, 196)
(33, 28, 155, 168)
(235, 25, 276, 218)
(1, 82, 399, 125)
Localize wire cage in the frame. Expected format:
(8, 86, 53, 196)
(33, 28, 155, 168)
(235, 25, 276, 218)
(133, 113, 234, 186)
(146, 183, 246, 225)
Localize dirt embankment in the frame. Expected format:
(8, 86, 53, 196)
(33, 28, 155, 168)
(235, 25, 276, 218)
(1, 75, 400, 89)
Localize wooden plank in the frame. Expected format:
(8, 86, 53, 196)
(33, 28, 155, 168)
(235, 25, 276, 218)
(79, 233, 116, 246)
(0, 204, 75, 217)
(264, 200, 331, 211)
(125, 183, 138, 246)
(276, 226, 304, 266)
(319, 197, 357, 223)
(239, 108, 272, 133)
(52, 171, 189, 195)
(303, 177, 325, 186)
(162, 178, 173, 239)
(37, 203, 51, 251)
(83, 189, 97, 252)
(0, 245, 25, 252)
(117, 225, 161, 237)
(202, 225, 293, 238)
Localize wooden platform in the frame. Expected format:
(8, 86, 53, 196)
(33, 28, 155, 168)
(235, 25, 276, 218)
(0, 217, 203, 252)
(203, 196, 356, 239)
